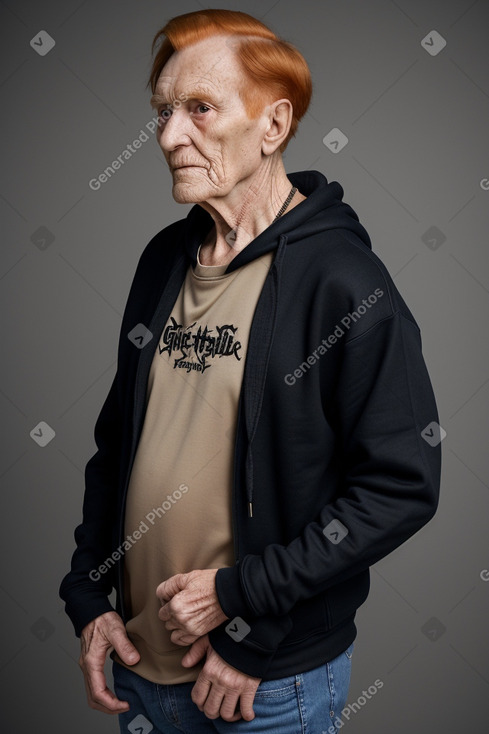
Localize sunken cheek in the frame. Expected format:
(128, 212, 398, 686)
(157, 112, 245, 176)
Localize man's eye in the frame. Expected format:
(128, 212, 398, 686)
(159, 107, 172, 121)
(197, 105, 210, 114)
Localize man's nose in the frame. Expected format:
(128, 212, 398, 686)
(158, 109, 191, 152)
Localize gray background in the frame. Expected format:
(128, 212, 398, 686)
(1, 0, 488, 732)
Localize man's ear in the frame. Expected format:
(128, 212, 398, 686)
(261, 99, 293, 156)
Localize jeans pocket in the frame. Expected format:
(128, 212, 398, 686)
(254, 674, 298, 698)
(344, 642, 354, 660)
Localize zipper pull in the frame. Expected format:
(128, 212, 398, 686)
(248, 501, 253, 518)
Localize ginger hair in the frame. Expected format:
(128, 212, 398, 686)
(147, 9, 312, 152)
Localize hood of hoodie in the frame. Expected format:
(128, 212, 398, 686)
(183, 169, 372, 272)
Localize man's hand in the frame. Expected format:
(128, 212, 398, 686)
(79, 611, 140, 714)
(157, 569, 228, 645)
(181, 634, 261, 722)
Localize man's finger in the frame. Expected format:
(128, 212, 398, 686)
(215, 691, 242, 722)
(159, 604, 170, 622)
(108, 627, 140, 666)
(170, 629, 199, 646)
(156, 573, 187, 603)
(236, 689, 256, 721)
(182, 635, 207, 667)
(200, 684, 226, 720)
(190, 671, 212, 710)
(85, 667, 129, 713)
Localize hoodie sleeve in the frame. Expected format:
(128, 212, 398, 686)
(212, 308, 441, 674)
(59, 368, 122, 636)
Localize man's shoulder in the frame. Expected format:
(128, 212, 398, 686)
(289, 228, 390, 292)
(288, 228, 418, 329)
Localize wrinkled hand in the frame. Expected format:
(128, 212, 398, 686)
(79, 611, 140, 714)
(157, 569, 228, 645)
(181, 634, 261, 722)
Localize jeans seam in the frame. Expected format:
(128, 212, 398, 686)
(156, 682, 182, 730)
(326, 659, 336, 725)
(294, 673, 307, 733)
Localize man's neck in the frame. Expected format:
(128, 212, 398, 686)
(197, 163, 307, 267)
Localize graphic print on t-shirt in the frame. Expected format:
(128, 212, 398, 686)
(159, 316, 242, 374)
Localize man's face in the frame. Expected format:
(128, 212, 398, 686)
(151, 35, 272, 205)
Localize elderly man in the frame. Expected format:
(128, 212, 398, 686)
(60, 9, 441, 734)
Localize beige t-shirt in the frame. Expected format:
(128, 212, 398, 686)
(113, 245, 273, 684)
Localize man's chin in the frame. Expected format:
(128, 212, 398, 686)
(171, 182, 210, 205)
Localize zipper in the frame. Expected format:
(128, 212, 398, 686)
(241, 237, 286, 518)
(231, 390, 245, 564)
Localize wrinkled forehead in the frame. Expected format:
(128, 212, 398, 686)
(155, 35, 240, 102)
(154, 75, 224, 106)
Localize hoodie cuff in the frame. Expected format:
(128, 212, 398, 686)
(63, 594, 116, 638)
(215, 565, 256, 620)
(208, 612, 293, 679)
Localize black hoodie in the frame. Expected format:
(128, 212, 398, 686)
(59, 169, 441, 680)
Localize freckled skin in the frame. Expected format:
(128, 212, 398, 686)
(153, 34, 307, 266)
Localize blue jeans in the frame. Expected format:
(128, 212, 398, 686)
(112, 643, 353, 733)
